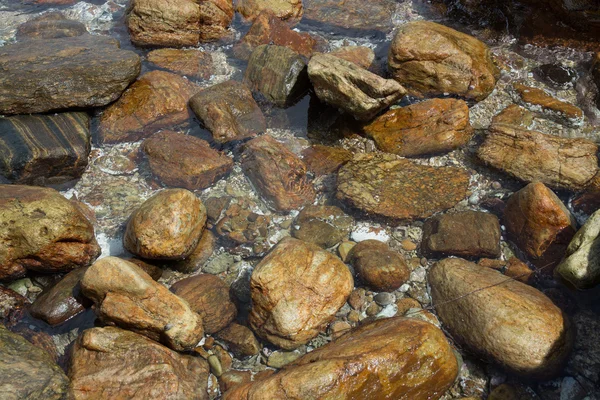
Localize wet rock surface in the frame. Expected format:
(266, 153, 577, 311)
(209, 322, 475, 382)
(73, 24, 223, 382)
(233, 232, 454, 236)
(301, 144, 352, 176)
(16, 12, 87, 41)
(511, 82, 584, 127)
(291, 205, 353, 248)
(303, 0, 397, 33)
(147, 48, 214, 80)
(349, 239, 409, 291)
(216, 323, 261, 358)
(236, 0, 303, 22)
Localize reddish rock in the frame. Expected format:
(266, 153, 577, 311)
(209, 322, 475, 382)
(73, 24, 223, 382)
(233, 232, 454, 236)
(147, 48, 214, 80)
(241, 135, 315, 212)
(478, 257, 535, 284)
(169, 230, 216, 273)
(220, 370, 252, 393)
(330, 46, 375, 70)
(301, 144, 352, 176)
(9, 325, 60, 363)
(349, 240, 410, 291)
(124, 258, 163, 281)
(236, 0, 303, 23)
(16, 12, 87, 41)
(216, 323, 261, 357)
(512, 82, 584, 127)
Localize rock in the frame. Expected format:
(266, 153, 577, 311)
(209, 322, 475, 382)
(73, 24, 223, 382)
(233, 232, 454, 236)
(147, 48, 214, 80)
(241, 135, 315, 212)
(388, 21, 499, 101)
(127, 0, 233, 47)
(478, 257, 535, 284)
(348, 240, 410, 291)
(29, 267, 89, 326)
(0, 185, 100, 281)
(244, 45, 309, 107)
(8, 325, 59, 363)
(308, 53, 405, 121)
(533, 63, 578, 90)
(594, 53, 600, 108)
(223, 317, 458, 400)
(337, 241, 356, 263)
(0, 286, 29, 327)
(267, 350, 302, 368)
(220, 370, 252, 393)
(125, 258, 164, 281)
(124, 189, 207, 260)
(170, 274, 237, 334)
(214, 197, 271, 252)
(291, 205, 353, 248)
(303, 0, 397, 34)
(491, 103, 534, 127)
(330, 46, 375, 70)
(143, 131, 233, 190)
(204, 253, 235, 275)
(69, 326, 209, 400)
(0, 34, 140, 115)
(81, 257, 204, 351)
(555, 209, 600, 289)
(16, 12, 87, 41)
(0, 324, 70, 400)
(248, 237, 353, 349)
(301, 144, 352, 176)
(504, 182, 576, 262)
(169, 230, 216, 273)
(401, 239, 417, 251)
(511, 82, 584, 127)
(236, 0, 303, 22)
(373, 292, 395, 306)
(429, 258, 573, 378)
(478, 108, 598, 191)
(421, 211, 501, 258)
(216, 323, 261, 357)
(233, 11, 320, 60)
(362, 98, 473, 157)
(99, 70, 199, 144)
(0, 112, 91, 185)
(189, 80, 266, 144)
(337, 153, 470, 221)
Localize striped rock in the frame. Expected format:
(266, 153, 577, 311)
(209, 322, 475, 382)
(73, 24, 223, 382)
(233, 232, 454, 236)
(0, 112, 91, 185)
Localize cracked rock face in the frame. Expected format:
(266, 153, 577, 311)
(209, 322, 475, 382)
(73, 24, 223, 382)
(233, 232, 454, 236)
(236, 0, 303, 23)
(248, 237, 353, 350)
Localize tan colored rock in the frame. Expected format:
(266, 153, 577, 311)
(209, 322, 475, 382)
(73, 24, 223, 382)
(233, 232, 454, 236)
(169, 230, 215, 273)
(223, 317, 458, 400)
(363, 98, 473, 157)
(0, 185, 100, 281)
(241, 135, 315, 212)
(216, 323, 261, 357)
(99, 70, 200, 144)
(124, 189, 206, 260)
(388, 21, 499, 101)
(248, 237, 353, 349)
(301, 144, 352, 176)
(81, 257, 204, 351)
(512, 82, 584, 127)
(330, 46, 375, 70)
(16, 12, 87, 41)
(349, 240, 410, 291)
(147, 48, 214, 80)
(429, 258, 573, 378)
(196, 0, 235, 42)
(236, 0, 303, 22)
(69, 327, 209, 400)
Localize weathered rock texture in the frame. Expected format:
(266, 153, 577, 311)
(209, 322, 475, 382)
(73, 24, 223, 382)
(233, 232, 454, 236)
(69, 327, 209, 400)
(337, 153, 470, 221)
(331, 46, 376, 70)
(348, 240, 410, 291)
(430, 258, 573, 378)
(511, 82, 584, 127)
(388, 21, 499, 101)
(241, 135, 315, 212)
(0, 34, 140, 115)
(236, 0, 303, 22)
(216, 323, 261, 357)
(363, 98, 473, 156)
(147, 48, 214, 80)
(16, 12, 87, 41)
(0, 185, 100, 281)
(169, 230, 215, 273)
(81, 257, 205, 351)
(223, 317, 458, 400)
(248, 237, 353, 349)
(301, 144, 352, 176)
(303, 0, 397, 33)
(291, 205, 353, 248)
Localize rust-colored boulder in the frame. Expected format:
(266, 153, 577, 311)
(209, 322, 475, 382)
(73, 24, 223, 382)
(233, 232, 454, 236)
(223, 317, 458, 400)
(303, 0, 397, 34)
(147, 48, 214, 80)
(236, 0, 303, 22)
(330, 46, 375, 70)
(348, 240, 410, 291)
(248, 237, 353, 349)
(301, 144, 352, 176)
(216, 323, 261, 357)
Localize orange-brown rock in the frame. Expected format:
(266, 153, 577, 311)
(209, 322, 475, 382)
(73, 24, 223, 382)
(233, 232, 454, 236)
(223, 317, 458, 400)
(363, 98, 473, 157)
(301, 144, 352, 176)
(512, 82, 584, 127)
(241, 135, 315, 212)
(196, 0, 235, 42)
(16, 12, 87, 41)
(124, 189, 207, 260)
(125, 258, 163, 281)
(0, 185, 100, 281)
(169, 230, 215, 273)
(388, 21, 499, 101)
(504, 182, 577, 262)
(248, 237, 353, 349)
(330, 46, 375, 70)
(337, 153, 470, 221)
(478, 257, 535, 284)
(429, 258, 573, 378)
(236, 0, 303, 23)
(170, 274, 237, 334)
(69, 327, 209, 400)
(99, 70, 200, 144)
(81, 257, 205, 351)
(348, 240, 410, 291)
(233, 11, 320, 60)
(147, 48, 214, 80)
(143, 131, 233, 190)
(216, 323, 261, 357)
(303, 0, 397, 33)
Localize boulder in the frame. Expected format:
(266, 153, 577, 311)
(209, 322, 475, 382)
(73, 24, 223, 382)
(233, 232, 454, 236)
(301, 144, 352, 176)
(348, 239, 410, 291)
(0, 34, 140, 115)
(0, 324, 70, 400)
(99, 70, 200, 144)
(336, 153, 470, 221)
(216, 323, 261, 357)
(16, 12, 87, 41)
(422, 211, 501, 258)
(223, 318, 458, 400)
(189, 80, 266, 143)
(147, 48, 214, 80)
(81, 257, 205, 351)
(169, 230, 216, 273)
(303, 0, 397, 34)
(0, 185, 100, 281)
(362, 98, 473, 156)
(511, 82, 584, 127)
(388, 21, 499, 101)
(241, 135, 315, 212)
(236, 0, 303, 22)
(69, 327, 209, 400)
(330, 46, 375, 70)
(248, 237, 353, 349)
(124, 189, 207, 260)
(0, 286, 29, 327)
(143, 131, 233, 190)
(429, 258, 573, 378)
(0, 112, 91, 185)
(308, 53, 405, 121)
(291, 205, 353, 248)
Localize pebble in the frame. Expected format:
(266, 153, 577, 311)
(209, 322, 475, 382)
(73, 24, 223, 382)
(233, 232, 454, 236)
(400, 239, 417, 251)
(374, 292, 395, 306)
